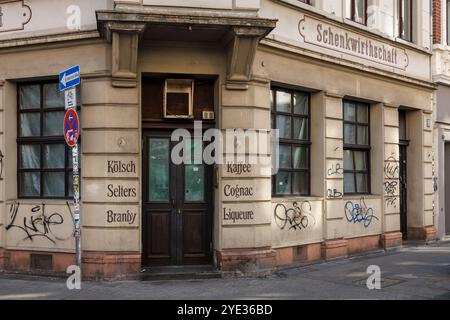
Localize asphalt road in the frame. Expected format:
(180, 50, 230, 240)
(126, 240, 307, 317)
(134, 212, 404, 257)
(0, 241, 449, 300)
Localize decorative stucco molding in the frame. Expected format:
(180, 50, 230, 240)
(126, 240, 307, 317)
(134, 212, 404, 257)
(102, 21, 146, 87)
(97, 10, 276, 88)
(226, 26, 273, 90)
(0, 0, 32, 34)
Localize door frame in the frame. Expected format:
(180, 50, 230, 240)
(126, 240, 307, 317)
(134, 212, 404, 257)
(445, 143, 450, 235)
(141, 126, 215, 267)
(399, 140, 409, 240)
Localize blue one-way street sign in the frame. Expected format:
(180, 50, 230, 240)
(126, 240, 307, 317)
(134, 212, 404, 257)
(59, 65, 80, 91)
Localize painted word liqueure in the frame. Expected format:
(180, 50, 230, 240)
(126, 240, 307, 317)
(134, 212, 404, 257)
(223, 207, 254, 223)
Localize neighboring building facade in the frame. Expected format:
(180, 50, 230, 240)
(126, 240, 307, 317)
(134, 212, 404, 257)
(432, 0, 450, 239)
(0, 0, 437, 279)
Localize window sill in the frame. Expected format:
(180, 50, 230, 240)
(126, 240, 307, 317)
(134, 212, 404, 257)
(341, 194, 381, 200)
(7, 198, 73, 205)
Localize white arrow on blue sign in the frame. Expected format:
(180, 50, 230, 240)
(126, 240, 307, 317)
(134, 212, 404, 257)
(59, 65, 80, 91)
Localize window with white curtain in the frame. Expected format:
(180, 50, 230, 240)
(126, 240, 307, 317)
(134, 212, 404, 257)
(345, 0, 367, 25)
(399, 0, 413, 41)
(343, 101, 371, 194)
(17, 81, 80, 198)
(271, 87, 311, 196)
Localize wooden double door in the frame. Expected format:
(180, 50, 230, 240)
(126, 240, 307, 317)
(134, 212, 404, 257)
(142, 130, 213, 266)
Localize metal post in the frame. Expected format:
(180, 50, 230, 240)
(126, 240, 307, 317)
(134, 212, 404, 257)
(72, 143, 81, 269)
(61, 66, 81, 274)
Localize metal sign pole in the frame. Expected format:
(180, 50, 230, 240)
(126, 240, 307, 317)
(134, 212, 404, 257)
(72, 143, 81, 268)
(62, 77, 81, 273)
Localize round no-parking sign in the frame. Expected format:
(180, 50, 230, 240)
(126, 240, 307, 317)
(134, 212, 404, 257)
(63, 108, 79, 147)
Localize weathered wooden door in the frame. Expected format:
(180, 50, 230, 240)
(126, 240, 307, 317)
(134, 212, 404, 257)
(142, 131, 213, 266)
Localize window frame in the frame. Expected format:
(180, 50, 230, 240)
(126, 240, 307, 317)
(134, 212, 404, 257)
(398, 0, 413, 42)
(348, 0, 368, 26)
(271, 86, 311, 197)
(17, 80, 79, 199)
(343, 100, 371, 195)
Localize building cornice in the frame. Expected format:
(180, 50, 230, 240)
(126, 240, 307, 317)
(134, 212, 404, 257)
(260, 39, 436, 91)
(96, 10, 277, 36)
(0, 30, 101, 50)
(271, 0, 432, 56)
(433, 74, 450, 86)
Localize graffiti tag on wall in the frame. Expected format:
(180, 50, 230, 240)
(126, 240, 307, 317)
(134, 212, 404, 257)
(327, 163, 344, 176)
(6, 202, 74, 244)
(274, 201, 315, 231)
(0, 149, 4, 179)
(384, 180, 398, 208)
(384, 157, 399, 179)
(384, 157, 400, 209)
(344, 197, 379, 228)
(327, 188, 343, 199)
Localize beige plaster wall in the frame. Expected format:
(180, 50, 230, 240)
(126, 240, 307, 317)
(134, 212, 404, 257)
(80, 77, 140, 253)
(0, 41, 114, 253)
(257, 45, 432, 247)
(0, 82, 5, 249)
(0, 32, 435, 256)
(255, 47, 433, 111)
(382, 105, 401, 233)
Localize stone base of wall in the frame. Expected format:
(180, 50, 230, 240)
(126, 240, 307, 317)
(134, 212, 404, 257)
(0, 249, 74, 273)
(0, 231, 412, 278)
(216, 248, 276, 275)
(321, 239, 349, 260)
(275, 243, 321, 267)
(82, 252, 141, 280)
(0, 249, 141, 280)
(381, 232, 403, 249)
(347, 235, 381, 255)
(408, 226, 437, 241)
(0, 248, 10, 269)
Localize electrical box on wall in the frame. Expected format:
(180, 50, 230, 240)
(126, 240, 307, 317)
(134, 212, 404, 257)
(202, 110, 215, 120)
(163, 79, 194, 119)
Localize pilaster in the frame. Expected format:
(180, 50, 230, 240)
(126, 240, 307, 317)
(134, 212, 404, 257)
(0, 80, 5, 268)
(381, 104, 403, 248)
(80, 75, 141, 278)
(323, 92, 345, 241)
(218, 79, 275, 273)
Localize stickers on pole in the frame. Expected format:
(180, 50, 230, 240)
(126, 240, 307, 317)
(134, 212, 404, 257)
(64, 109, 80, 147)
(64, 88, 77, 109)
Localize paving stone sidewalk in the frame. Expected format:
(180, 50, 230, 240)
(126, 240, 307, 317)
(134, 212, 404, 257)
(0, 241, 449, 300)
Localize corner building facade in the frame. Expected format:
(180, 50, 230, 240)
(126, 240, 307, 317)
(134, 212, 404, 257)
(0, 0, 437, 278)
(432, 0, 450, 239)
